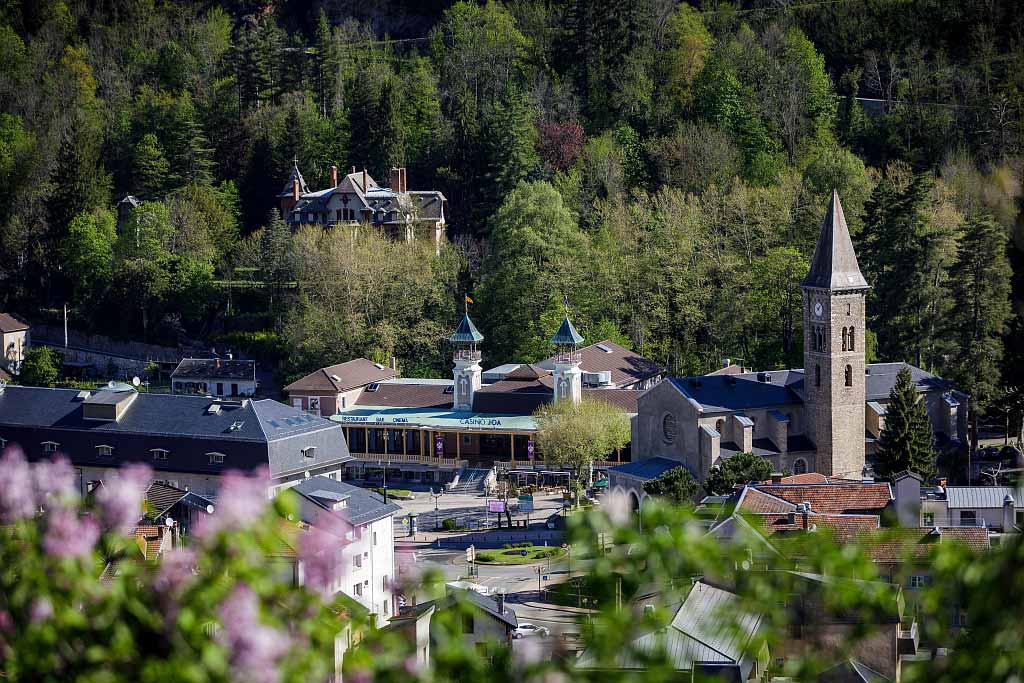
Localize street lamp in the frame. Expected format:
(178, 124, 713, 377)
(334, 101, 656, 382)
(431, 488, 443, 530)
(378, 457, 391, 504)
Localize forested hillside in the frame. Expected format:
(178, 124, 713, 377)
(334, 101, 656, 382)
(0, 0, 1021, 421)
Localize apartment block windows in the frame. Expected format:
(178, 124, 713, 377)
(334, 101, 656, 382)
(923, 512, 935, 526)
(960, 510, 977, 526)
(208, 452, 226, 464)
(42, 441, 59, 454)
(353, 555, 362, 569)
(96, 445, 113, 457)
(151, 449, 169, 460)
(353, 583, 363, 597)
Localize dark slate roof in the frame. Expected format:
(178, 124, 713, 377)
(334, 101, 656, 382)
(292, 476, 401, 526)
(279, 162, 310, 197)
(0, 312, 29, 333)
(539, 339, 663, 388)
(448, 314, 484, 343)
(801, 191, 869, 291)
(395, 588, 518, 629)
(864, 363, 951, 400)
(550, 316, 584, 345)
(0, 386, 349, 478)
(171, 358, 256, 381)
(284, 359, 397, 394)
(669, 371, 804, 412)
(610, 457, 685, 480)
(145, 481, 214, 519)
(355, 380, 454, 409)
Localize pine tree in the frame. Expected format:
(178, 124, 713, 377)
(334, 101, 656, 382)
(875, 366, 936, 481)
(945, 214, 1012, 448)
(313, 10, 342, 117)
(347, 75, 377, 172)
(370, 78, 405, 179)
(132, 133, 169, 197)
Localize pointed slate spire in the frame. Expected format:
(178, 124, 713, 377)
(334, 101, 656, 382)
(448, 314, 484, 343)
(279, 159, 310, 197)
(801, 190, 869, 291)
(550, 315, 584, 346)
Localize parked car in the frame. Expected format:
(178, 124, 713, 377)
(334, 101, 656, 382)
(546, 513, 565, 530)
(512, 623, 549, 639)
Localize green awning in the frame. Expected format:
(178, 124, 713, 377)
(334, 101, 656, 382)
(331, 405, 537, 432)
(593, 478, 609, 488)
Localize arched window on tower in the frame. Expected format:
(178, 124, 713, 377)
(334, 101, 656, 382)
(841, 327, 848, 351)
(849, 328, 855, 351)
(845, 364, 853, 387)
(815, 365, 821, 387)
(793, 458, 807, 475)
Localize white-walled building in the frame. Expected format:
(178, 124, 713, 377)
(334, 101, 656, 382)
(287, 476, 401, 624)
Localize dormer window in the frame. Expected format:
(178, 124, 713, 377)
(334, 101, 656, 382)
(151, 448, 169, 460)
(302, 446, 317, 459)
(0, 436, 6, 449)
(42, 441, 59, 454)
(208, 452, 226, 464)
(96, 445, 114, 457)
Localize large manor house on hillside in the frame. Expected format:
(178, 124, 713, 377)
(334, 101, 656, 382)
(613, 192, 968, 498)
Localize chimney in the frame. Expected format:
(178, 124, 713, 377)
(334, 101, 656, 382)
(722, 358, 730, 368)
(214, 358, 221, 369)
(331, 165, 339, 187)
(292, 178, 300, 202)
(771, 472, 783, 485)
(390, 356, 398, 371)
(800, 502, 810, 529)
(400, 167, 407, 193)
(495, 592, 505, 615)
(362, 169, 368, 192)
(390, 167, 401, 192)
(1003, 494, 1015, 533)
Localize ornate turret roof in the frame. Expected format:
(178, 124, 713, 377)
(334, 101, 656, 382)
(279, 161, 310, 197)
(801, 190, 869, 291)
(550, 316, 584, 346)
(448, 314, 483, 343)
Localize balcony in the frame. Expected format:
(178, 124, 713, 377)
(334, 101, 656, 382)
(898, 620, 919, 655)
(349, 452, 466, 468)
(454, 348, 482, 362)
(553, 350, 582, 365)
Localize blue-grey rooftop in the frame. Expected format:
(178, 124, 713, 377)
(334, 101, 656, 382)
(550, 316, 584, 346)
(610, 456, 684, 480)
(291, 476, 401, 526)
(448, 314, 484, 343)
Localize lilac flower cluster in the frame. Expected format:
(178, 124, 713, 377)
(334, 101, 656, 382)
(217, 584, 290, 683)
(195, 467, 270, 538)
(43, 507, 100, 559)
(96, 463, 152, 534)
(296, 512, 353, 595)
(154, 548, 198, 595)
(0, 447, 37, 521)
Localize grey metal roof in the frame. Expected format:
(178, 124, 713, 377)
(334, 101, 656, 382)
(801, 191, 869, 291)
(609, 457, 685, 480)
(819, 659, 891, 683)
(279, 162, 310, 197)
(550, 316, 584, 346)
(0, 386, 349, 478)
(944, 486, 1021, 509)
(396, 587, 518, 629)
(291, 476, 401, 526)
(448, 314, 484, 343)
(171, 358, 256, 381)
(864, 363, 951, 400)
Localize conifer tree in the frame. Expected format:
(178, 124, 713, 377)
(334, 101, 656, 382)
(371, 77, 405, 178)
(132, 133, 169, 197)
(875, 366, 936, 481)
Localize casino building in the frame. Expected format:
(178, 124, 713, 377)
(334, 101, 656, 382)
(284, 317, 664, 486)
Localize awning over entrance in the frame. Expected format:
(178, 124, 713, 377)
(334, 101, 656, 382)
(330, 405, 537, 433)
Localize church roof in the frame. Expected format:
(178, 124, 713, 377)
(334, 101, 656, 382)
(801, 191, 869, 291)
(550, 316, 584, 346)
(448, 314, 484, 343)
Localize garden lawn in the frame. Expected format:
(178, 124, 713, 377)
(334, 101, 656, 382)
(474, 545, 566, 565)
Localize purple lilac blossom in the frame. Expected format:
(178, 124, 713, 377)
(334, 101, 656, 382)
(96, 463, 151, 534)
(43, 507, 100, 559)
(195, 468, 269, 538)
(29, 598, 53, 624)
(296, 513, 352, 595)
(154, 548, 198, 594)
(33, 456, 77, 505)
(217, 584, 290, 683)
(0, 447, 36, 521)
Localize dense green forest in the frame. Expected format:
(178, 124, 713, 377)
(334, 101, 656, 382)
(0, 0, 1021, 421)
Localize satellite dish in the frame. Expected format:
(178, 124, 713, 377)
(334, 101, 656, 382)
(206, 505, 215, 514)
(132, 376, 141, 387)
(741, 560, 751, 571)
(165, 517, 174, 527)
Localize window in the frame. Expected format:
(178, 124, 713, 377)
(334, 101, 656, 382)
(910, 575, 927, 589)
(1016, 510, 1024, 528)
(845, 365, 853, 387)
(960, 510, 977, 526)
(208, 452, 226, 464)
(952, 609, 968, 628)
(96, 445, 113, 457)
(353, 555, 362, 569)
(841, 327, 848, 351)
(151, 448, 169, 460)
(462, 614, 474, 634)
(383, 600, 389, 616)
(462, 433, 473, 446)
(849, 328, 855, 351)
(815, 365, 821, 387)
(373, 531, 378, 546)
(923, 512, 935, 526)
(382, 574, 389, 590)
(302, 446, 317, 459)
(715, 419, 725, 435)
(353, 583, 363, 597)
(42, 441, 59, 454)
(793, 458, 807, 475)
(662, 413, 677, 443)
(0, 436, 6, 449)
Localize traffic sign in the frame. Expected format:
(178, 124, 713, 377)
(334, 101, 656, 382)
(466, 545, 476, 563)
(542, 575, 548, 581)
(520, 549, 528, 557)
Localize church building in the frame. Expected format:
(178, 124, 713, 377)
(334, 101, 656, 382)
(617, 192, 968, 495)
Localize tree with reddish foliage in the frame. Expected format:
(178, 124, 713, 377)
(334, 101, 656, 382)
(537, 119, 585, 173)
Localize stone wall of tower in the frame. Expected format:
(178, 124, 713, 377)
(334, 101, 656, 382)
(802, 288, 867, 478)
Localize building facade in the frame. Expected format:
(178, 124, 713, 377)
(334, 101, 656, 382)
(171, 357, 258, 397)
(0, 383, 351, 498)
(0, 312, 29, 379)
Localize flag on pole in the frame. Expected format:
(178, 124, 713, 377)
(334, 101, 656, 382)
(465, 295, 474, 304)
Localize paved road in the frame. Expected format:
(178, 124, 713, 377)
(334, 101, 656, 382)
(391, 490, 568, 535)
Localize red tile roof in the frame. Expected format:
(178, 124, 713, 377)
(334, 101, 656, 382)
(285, 358, 397, 394)
(0, 312, 28, 333)
(764, 473, 830, 485)
(738, 488, 798, 514)
(857, 527, 990, 563)
(748, 513, 880, 541)
(751, 482, 892, 514)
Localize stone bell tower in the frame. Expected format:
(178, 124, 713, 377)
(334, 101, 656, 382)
(801, 191, 869, 479)
(449, 306, 484, 412)
(550, 313, 584, 405)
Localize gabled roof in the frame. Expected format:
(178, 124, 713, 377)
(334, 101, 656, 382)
(292, 475, 401, 526)
(354, 380, 454, 409)
(746, 512, 880, 541)
(448, 314, 484, 343)
(144, 481, 214, 520)
(860, 526, 990, 562)
(550, 316, 584, 346)
(942, 486, 1020, 509)
(284, 359, 397, 394)
(668, 371, 804, 412)
(538, 339, 663, 388)
(393, 587, 518, 629)
(171, 358, 256, 381)
(801, 190, 869, 291)
(609, 456, 683, 480)
(818, 659, 891, 683)
(0, 312, 29, 333)
(738, 481, 892, 515)
(279, 162, 310, 197)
